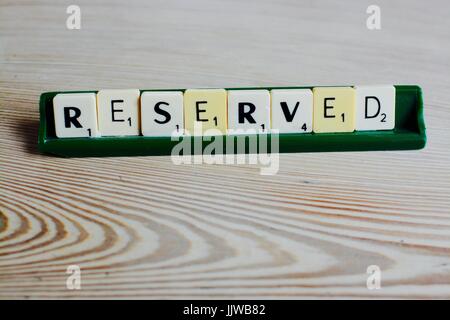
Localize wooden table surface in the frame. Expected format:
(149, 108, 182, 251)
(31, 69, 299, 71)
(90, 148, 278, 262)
(1, 0, 450, 299)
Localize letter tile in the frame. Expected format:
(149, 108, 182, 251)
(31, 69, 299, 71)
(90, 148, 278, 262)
(271, 89, 313, 133)
(355, 85, 395, 131)
(313, 87, 355, 133)
(97, 89, 140, 136)
(141, 91, 184, 136)
(184, 89, 227, 135)
(227, 90, 270, 133)
(53, 92, 99, 138)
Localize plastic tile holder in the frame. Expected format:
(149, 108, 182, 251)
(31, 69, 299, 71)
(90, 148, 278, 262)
(38, 85, 426, 157)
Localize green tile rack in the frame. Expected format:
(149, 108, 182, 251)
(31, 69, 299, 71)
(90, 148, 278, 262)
(38, 85, 426, 157)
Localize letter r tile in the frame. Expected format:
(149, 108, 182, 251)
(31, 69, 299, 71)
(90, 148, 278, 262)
(227, 90, 270, 134)
(53, 92, 99, 138)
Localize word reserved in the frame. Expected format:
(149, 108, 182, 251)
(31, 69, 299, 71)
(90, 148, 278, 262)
(53, 86, 395, 138)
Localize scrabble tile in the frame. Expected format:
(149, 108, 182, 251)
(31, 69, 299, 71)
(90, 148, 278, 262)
(271, 89, 313, 133)
(184, 89, 227, 135)
(97, 89, 140, 136)
(227, 90, 270, 133)
(355, 85, 395, 131)
(141, 91, 184, 136)
(313, 87, 355, 133)
(53, 93, 99, 138)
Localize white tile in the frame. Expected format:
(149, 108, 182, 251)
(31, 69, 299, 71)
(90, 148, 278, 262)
(227, 90, 270, 134)
(355, 85, 395, 131)
(271, 89, 313, 133)
(97, 89, 140, 136)
(53, 93, 99, 138)
(141, 91, 184, 136)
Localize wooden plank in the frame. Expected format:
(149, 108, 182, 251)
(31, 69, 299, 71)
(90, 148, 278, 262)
(0, 0, 449, 299)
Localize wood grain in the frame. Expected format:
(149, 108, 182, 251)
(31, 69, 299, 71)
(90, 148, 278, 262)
(1, 0, 450, 299)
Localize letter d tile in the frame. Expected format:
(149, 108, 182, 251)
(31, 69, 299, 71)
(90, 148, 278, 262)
(355, 85, 395, 131)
